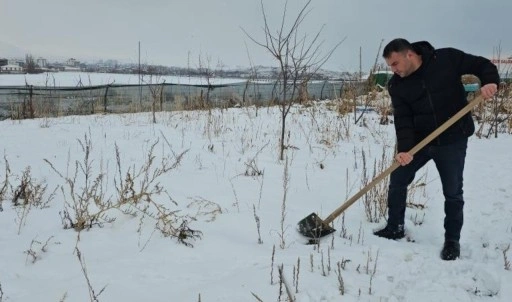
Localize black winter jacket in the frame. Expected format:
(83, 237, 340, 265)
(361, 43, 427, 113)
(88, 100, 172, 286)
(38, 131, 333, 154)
(388, 41, 500, 152)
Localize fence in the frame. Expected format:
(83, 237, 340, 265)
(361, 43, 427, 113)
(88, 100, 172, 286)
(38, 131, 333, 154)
(0, 80, 344, 120)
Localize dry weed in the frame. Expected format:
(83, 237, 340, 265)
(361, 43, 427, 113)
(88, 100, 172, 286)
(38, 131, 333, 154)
(45, 132, 202, 246)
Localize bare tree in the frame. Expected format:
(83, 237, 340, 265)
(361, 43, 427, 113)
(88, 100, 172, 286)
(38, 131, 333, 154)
(353, 40, 384, 125)
(25, 54, 37, 74)
(197, 53, 215, 110)
(146, 74, 166, 124)
(244, 41, 263, 107)
(474, 43, 512, 138)
(243, 0, 344, 159)
(487, 43, 511, 138)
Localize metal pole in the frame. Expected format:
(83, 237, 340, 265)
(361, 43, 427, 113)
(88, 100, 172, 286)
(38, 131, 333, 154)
(139, 41, 142, 106)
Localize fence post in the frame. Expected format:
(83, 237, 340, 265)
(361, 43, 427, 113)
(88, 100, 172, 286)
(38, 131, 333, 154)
(320, 80, 327, 100)
(103, 84, 110, 113)
(29, 85, 34, 118)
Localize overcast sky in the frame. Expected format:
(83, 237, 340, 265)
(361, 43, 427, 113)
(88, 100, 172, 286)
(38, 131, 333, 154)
(1, 0, 510, 72)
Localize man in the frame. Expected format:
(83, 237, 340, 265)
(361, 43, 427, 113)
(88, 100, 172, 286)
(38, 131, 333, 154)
(374, 38, 499, 260)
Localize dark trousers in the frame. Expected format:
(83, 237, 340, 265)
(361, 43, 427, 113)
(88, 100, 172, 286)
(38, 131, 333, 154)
(387, 138, 468, 241)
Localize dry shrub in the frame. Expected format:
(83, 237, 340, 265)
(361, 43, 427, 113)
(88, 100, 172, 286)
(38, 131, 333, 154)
(12, 166, 57, 234)
(474, 82, 512, 137)
(361, 147, 390, 223)
(0, 155, 11, 212)
(337, 99, 353, 115)
(12, 166, 54, 208)
(45, 132, 202, 246)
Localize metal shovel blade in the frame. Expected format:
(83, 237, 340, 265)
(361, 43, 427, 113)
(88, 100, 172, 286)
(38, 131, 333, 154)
(297, 212, 336, 238)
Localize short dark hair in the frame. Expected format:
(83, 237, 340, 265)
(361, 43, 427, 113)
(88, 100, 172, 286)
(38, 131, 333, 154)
(382, 38, 414, 58)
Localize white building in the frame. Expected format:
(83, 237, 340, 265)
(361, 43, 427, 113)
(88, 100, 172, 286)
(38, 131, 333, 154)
(66, 58, 80, 67)
(37, 57, 48, 68)
(0, 64, 24, 73)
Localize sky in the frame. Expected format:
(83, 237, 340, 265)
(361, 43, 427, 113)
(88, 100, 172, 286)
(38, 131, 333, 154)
(0, 78, 511, 301)
(1, 0, 511, 72)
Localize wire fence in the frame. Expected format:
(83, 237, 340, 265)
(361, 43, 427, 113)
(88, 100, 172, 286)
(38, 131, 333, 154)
(0, 80, 344, 120)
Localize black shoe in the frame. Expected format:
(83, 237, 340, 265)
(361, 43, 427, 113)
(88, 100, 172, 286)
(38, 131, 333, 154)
(373, 224, 405, 240)
(441, 240, 460, 261)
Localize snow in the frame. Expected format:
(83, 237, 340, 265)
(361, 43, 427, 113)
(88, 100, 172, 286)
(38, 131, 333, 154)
(0, 101, 511, 302)
(0, 72, 246, 87)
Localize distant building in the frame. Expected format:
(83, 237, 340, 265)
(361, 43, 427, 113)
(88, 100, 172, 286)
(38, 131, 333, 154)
(490, 56, 512, 65)
(37, 57, 48, 68)
(63, 58, 82, 71)
(0, 64, 24, 74)
(490, 56, 512, 82)
(0, 58, 7, 66)
(63, 66, 81, 72)
(66, 58, 80, 67)
(8, 59, 24, 67)
(490, 56, 512, 72)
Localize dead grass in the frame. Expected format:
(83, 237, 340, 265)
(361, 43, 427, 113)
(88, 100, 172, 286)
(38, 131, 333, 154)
(44, 132, 202, 246)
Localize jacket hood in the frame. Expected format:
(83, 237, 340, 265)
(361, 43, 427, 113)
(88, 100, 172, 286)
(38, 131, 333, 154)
(411, 41, 435, 60)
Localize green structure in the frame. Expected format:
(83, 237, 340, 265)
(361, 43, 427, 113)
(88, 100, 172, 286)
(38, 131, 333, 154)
(372, 71, 393, 87)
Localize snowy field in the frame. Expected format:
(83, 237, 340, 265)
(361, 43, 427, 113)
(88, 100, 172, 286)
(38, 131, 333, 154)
(0, 101, 511, 301)
(0, 72, 246, 87)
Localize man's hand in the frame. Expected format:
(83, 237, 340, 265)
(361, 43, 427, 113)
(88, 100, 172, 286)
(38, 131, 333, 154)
(480, 83, 498, 99)
(396, 152, 413, 166)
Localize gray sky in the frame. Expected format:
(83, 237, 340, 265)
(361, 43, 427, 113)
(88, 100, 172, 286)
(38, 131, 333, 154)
(1, 0, 510, 72)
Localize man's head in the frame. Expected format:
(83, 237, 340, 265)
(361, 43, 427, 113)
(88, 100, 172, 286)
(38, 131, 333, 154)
(383, 38, 422, 78)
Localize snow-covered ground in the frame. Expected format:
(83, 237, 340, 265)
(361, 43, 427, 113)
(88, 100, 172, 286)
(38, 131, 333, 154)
(0, 72, 246, 87)
(0, 101, 511, 301)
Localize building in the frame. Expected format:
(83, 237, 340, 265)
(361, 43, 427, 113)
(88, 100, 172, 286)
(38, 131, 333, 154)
(66, 58, 80, 67)
(62, 58, 82, 71)
(0, 58, 7, 66)
(490, 56, 512, 82)
(37, 57, 48, 68)
(0, 64, 24, 73)
(490, 56, 512, 66)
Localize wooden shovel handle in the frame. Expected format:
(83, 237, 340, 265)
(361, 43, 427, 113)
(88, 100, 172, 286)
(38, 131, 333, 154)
(323, 94, 485, 225)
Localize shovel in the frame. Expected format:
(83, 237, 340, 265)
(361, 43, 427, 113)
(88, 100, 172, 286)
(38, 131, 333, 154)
(298, 94, 486, 239)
